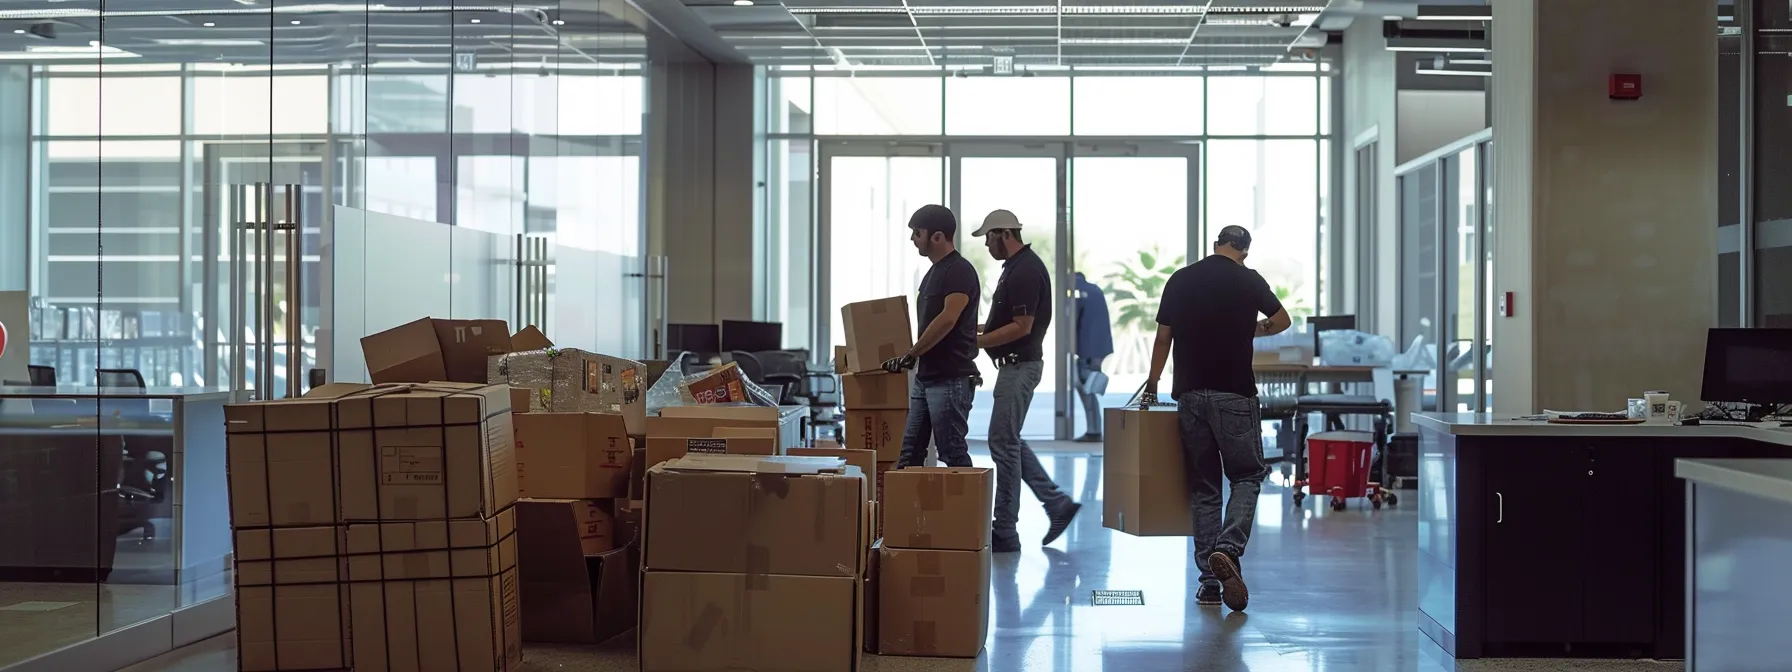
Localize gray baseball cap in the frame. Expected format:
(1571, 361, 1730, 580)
(971, 209, 1022, 237)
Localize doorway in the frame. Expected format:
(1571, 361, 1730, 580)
(818, 139, 1201, 440)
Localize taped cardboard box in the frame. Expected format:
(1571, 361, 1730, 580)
(512, 412, 632, 499)
(1102, 407, 1192, 537)
(646, 405, 782, 443)
(225, 383, 403, 528)
(844, 409, 905, 461)
(517, 499, 638, 645)
(235, 526, 353, 671)
(509, 387, 534, 415)
(643, 457, 866, 578)
(877, 546, 990, 658)
(840, 296, 914, 374)
(335, 382, 519, 522)
(639, 571, 860, 672)
(881, 467, 993, 551)
(343, 508, 522, 672)
(840, 372, 910, 410)
(488, 348, 646, 435)
(789, 447, 879, 501)
(361, 317, 514, 385)
(644, 436, 776, 471)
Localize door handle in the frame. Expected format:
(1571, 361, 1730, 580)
(1495, 491, 1503, 523)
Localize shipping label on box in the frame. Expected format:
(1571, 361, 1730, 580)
(640, 571, 859, 672)
(841, 372, 910, 410)
(881, 467, 993, 551)
(845, 409, 906, 461)
(513, 412, 632, 500)
(841, 296, 914, 374)
(877, 547, 990, 658)
(644, 465, 866, 577)
(1102, 407, 1192, 537)
(645, 436, 778, 471)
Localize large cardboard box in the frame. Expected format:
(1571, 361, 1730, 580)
(789, 447, 878, 501)
(844, 409, 905, 461)
(840, 296, 913, 374)
(512, 412, 632, 499)
(643, 457, 866, 577)
(840, 372, 910, 410)
(342, 508, 522, 672)
(647, 405, 782, 443)
(225, 383, 405, 528)
(644, 436, 776, 470)
(517, 498, 616, 555)
(639, 571, 859, 672)
(1103, 407, 1192, 536)
(509, 387, 534, 415)
(335, 383, 519, 522)
(489, 348, 647, 435)
(361, 317, 514, 385)
(235, 526, 352, 671)
(881, 467, 993, 551)
(876, 547, 990, 658)
(863, 540, 882, 654)
(516, 499, 638, 645)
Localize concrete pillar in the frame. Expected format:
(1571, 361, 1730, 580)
(0, 66, 27, 291)
(1490, 0, 1718, 413)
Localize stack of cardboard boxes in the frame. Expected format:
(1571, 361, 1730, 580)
(639, 455, 872, 671)
(873, 467, 994, 658)
(838, 295, 915, 530)
(226, 382, 523, 672)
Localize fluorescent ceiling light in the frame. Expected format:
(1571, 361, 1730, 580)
(1416, 67, 1490, 77)
(1061, 37, 1187, 46)
(734, 0, 755, 5)
(1416, 61, 1491, 76)
(0, 44, 140, 60)
(1412, 5, 1492, 21)
(1387, 37, 1488, 53)
(152, 38, 267, 46)
(788, 5, 1210, 15)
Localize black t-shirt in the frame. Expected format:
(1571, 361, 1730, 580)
(916, 251, 982, 382)
(984, 245, 1052, 362)
(1156, 255, 1285, 397)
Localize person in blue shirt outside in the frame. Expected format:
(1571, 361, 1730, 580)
(1072, 272, 1115, 442)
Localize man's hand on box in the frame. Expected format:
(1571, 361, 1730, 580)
(1139, 380, 1159, 408)
(881, 354, 917, 374)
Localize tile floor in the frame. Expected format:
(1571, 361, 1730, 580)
(116, 442, 1683, 672)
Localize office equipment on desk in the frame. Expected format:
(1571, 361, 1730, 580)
(28, 364, 55, 386)
(667, 323, 721, 356)
(722, 320, 783, 353)
(1701, 327, 1792, 422)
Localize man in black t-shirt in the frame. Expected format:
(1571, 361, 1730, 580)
(1143, 225, 1292, 612)
(971, 210, 1080, 553)
(884, 204, 980, 468)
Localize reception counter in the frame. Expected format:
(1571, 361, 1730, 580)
(1677, 458, 1792, 671)
(1413, 413, 1792, 660)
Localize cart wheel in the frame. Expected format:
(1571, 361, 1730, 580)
(1330, 498, 1346, 512)
(1386, 492, 1399, 507)
(1293, 491, 1306, 506)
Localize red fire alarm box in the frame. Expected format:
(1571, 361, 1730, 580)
(1610, 73, 1642, 100)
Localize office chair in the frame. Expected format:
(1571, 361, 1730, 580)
(94, 368, 166, 538)
(28, 365, 56, 386)
(96, 368, 147, 389)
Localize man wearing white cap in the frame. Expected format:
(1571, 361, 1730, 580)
(973, 209, 1080, 554)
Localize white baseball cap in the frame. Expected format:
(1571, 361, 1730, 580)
(971, 209, 1022, 237)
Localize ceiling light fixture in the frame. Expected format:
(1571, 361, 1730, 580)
(1386, 37, 1489, 53)
(202, 21, 216, 26)
(470, 18, 481, 23)
(734, 0, 755, 5)
(1060, 37, 1188, 46)
(10, 29, 22, 34)
(289, 19, 300, 25)
(1412, 5, 1492, 21)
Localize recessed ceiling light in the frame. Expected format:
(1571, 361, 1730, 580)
(10, 29, 22, 34)
(202, 21, 215, 27)
(734, 0, 754, 5)
(551, 19, 565, 25)
(470, 18, 481, 23)
(289, 19, 300, 25)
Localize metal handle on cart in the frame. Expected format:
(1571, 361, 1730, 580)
(1495, 492, 1503, 523)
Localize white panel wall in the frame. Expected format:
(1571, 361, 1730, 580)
(1343, 20, 1400, 339)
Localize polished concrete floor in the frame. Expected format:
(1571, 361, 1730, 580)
(117, 441, 1681, 672)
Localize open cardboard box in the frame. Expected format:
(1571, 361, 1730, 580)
(516, 499, 639, 645)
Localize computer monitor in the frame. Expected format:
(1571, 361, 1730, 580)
(667, 323, 721, 354)
(722, 320, 783, 353)
(1309, 315, 1357, 332)
(1700, 328, 1792, 409)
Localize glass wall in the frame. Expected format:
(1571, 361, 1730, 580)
(1396, 133, 1494, 413)
(0, 1, 665, 665)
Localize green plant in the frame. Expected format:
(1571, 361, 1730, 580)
(1104, 247, 1184, 334)
(1274, 283, 1314, 322)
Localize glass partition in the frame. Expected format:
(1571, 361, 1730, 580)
(1395, 133, 1494, 414)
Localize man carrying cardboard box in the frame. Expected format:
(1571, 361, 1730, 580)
(970, 209, 1080, 554)
(882, 204, 980, 469)
(1141, 225, 1292, 612)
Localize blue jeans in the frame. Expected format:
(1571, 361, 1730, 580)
(896, 376, 974, 468)
(1178, 389, 1271, 589)
(988, 361, 1071, 545)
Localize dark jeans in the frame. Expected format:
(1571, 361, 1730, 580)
(1178, 389, 1270, 589)
(988, 360, 1071, 545)
(896, 376, 974, 468)
(1074, 356, 1105, 434)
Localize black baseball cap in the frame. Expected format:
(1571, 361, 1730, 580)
(1216, 225, 1252, 251)
(908, 204, 958, 239)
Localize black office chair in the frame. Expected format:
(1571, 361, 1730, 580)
(94, 368, 166, 539)
(28, 365, 56, 386)
(96, 368, 147, 389)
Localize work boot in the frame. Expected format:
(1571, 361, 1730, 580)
(1209, 551, 1249, 611)
(1196, 584, 1222, 607)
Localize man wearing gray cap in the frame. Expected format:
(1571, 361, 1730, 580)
(1142, 225, 1291, 612)
(972, 209, 1079, 554)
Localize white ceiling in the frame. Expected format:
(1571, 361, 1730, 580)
(683, 1, 1336, 70)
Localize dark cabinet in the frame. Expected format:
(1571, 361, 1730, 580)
(1580, 443, 1657, 646)
(1483, 444, 1587, 644)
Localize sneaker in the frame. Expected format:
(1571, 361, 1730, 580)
(1074, 433, 1102, 443)
(1196, 584, 1222, 607)
(1041, 502, 1082, 546)
(1209, 551, 1249, 611)
(992, 537, 1022, 554)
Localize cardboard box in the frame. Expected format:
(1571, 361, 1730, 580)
(679, 362, 752, 404)
(512, 412, 632, 499)
(647, 405, 783, 443)
(335, 383, 519, 522)
(509, 387, 535, 415)
(789, 447, 878, 501)
(834, 346, 848, 373)
(488, 348, 647, 435)
(640, 571, 859, 672)
(863, 540, 881, 654)
(644, 436, 777, 470)
(517, 498, 615, 555)
(840, 372, 910, 410)
(342, 509, 522, 672)
(877, 546, 990, 658)
(235, 526, 352, 671)
(517, 499, 638, 645)
(361, 317, 513, 385)
(644, 458, 866, 577)
(844, 409, 905, 461)
(881, 467, 993, 551)
(225, 383, 406, 527)
(840, 296, 913, 374)
(1102, 407, 1192, 536)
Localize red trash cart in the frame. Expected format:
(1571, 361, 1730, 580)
(1302, 430, 1390, 511)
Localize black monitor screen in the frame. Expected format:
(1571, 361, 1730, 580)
(668, 323, 721, 354)
(1700, 328, 1792, 405)
(722, 320, 783, 353)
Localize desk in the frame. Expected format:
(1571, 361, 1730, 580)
(1676, 458, 1792, 670)
(1251, 363, 1426, 428)
(1413, 413, 1792, 660)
